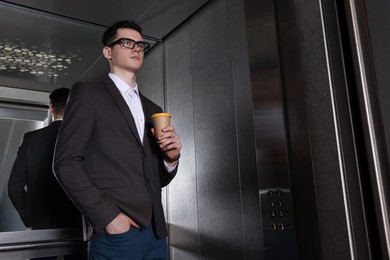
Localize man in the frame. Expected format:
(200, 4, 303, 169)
(53, 20, 182, 259)
(8, 87, 86, 259)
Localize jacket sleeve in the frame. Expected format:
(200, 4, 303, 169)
(8, 135, 30, 227)
(160, 161, 178, 187)
(53, 82, 120, 234)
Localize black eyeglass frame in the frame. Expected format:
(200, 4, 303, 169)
(108, 38, 150, 52)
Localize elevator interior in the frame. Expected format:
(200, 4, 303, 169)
(2, 0, 390, 259)
(0, 1, 213, 258)
(0, 0, 292, 258)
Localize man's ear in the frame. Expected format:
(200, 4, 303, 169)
(49, 103, 54, 114)
(103, 46, 112, 60)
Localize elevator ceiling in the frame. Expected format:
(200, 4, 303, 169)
(0, 0, 209, 93)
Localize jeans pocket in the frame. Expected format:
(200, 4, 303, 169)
(104, 226, 133, 241)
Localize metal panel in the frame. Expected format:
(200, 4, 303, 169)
(164, 21, 199, 260)
(358, 1, 390, 257)
(0, 228, 85, 259)
(244, 0, 296, 258)
(365, 1, 390, 157)
(143, 0, 264, 258)
(274, 0, 383, 259)
(273, 1, 323, 259)
(343, 0, 390, 258)
(191, 1, 244, 259)
(138, 43, 165, 107)
(228, 0, 264, 258)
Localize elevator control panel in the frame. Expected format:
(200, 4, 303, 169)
(261, 188, 296, 259)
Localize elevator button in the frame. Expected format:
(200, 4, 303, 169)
(270, 223, 277, 231)
(278, 223, 285, 231)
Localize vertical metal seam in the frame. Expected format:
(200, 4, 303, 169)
(318, 0, 355, 259)
(188, 18, 201, 259)
(225, 0, 247, 257)
(347, 0, 390, 257)
(161, 40, 172, 258)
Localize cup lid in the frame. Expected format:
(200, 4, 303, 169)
(151, 112, 171, 118)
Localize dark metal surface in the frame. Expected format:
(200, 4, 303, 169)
(245, 0, 297, 258)
(343, 0, 390, 258)
(0, 228, 86, 259)
(138, 0, 263, 258)
(4, 0, 210, 40)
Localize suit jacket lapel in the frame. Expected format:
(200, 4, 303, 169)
(139, 92, 150, 145)
(102, 76, 143, 147)
(139, 92, 156, 153)
(139, 92, 148, 115)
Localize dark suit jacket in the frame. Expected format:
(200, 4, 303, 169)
(8, 120, 82, 229)
(53, 76, 177, 239)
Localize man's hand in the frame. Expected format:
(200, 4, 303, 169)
(152, 125, 182, 166)
(105, 213, 140, 235)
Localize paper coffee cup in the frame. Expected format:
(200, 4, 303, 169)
(151, 112, 171, 139)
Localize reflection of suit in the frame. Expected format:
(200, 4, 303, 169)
(8, 120, 82, 229)
(53, 76, 177, 239)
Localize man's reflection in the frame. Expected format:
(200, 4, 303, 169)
(7, 88, 86, 259)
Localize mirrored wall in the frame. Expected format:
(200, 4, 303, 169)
(0, 1, 106, 257)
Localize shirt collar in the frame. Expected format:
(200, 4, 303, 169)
(108, 73, 139, 95)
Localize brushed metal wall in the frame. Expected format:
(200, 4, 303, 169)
(340, 0, 390, 258)
(0, 0, 385, 259)
(244, 0, 297, 258)
(274, 0, 357, 258)
(138, 0, 263, 259)
(273, 0, 390, 259)
(151, 0, 390, 259)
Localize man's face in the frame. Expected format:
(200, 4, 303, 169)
(103, 28, 145, 73)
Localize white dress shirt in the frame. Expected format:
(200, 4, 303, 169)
(109, 73, 144, 143)
(108, 73, 177, 171)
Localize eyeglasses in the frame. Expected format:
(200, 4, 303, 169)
(108, 38, 150, 52)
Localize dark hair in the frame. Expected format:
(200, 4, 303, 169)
(49, 87, 70, 114)
(102, 20, 143, 46)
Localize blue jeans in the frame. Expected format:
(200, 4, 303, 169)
(88, 226, 167, 260)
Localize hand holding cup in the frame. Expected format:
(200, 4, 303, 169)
(151, 113, 171, 140)
(151, 112, 182, 165)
